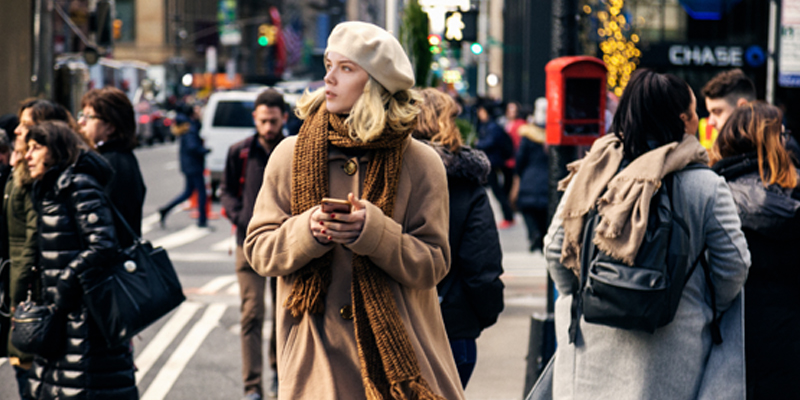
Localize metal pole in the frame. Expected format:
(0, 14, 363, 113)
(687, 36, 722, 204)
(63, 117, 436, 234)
(766, 0, 779, 105)
(386, 0, 398, 35)
(523, 0, 579, 397)
(477, 0, 488, 96)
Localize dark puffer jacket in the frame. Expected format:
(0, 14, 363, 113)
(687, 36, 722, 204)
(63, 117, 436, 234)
(28, 150, 137, 400)
(713, 152, 800, 400)
(431, 143, 505, 339)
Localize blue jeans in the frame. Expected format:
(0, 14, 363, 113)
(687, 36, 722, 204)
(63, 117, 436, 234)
(162, 171, 207, 226)
(449, 338, 477, 389)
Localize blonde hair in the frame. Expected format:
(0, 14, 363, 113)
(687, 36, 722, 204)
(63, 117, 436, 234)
(295, 77, 421, 142)
(413, 88, 463, 152)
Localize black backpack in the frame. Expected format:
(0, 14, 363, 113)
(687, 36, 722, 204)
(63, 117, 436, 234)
(568, 164, 722, 344)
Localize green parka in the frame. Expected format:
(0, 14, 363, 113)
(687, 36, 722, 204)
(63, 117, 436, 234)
(4, 167, 38, 362)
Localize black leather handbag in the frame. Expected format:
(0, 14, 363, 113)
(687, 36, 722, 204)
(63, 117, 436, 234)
(10, 291, 66, 359)
(81, 202, 185, 348)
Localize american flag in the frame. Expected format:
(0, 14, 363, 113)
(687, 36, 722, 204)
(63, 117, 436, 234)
(282, 20, 303, 67)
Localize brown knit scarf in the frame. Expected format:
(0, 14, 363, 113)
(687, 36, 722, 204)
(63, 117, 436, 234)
(287, 104, 444, 400)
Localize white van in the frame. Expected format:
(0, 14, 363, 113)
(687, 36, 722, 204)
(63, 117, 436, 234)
(200, 90, 259, 196)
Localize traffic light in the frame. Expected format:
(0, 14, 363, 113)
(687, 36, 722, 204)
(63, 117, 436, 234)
(113, 19, 123, 40)
(428, 34, 442, 54)
(470, 42, 483, 55)
(258, 24, 277, 47)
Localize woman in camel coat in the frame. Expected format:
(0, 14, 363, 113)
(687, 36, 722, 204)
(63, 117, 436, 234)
(244, 22, 464, 400)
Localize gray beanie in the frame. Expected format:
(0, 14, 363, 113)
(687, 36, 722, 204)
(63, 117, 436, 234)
(325, 21, 415, 95)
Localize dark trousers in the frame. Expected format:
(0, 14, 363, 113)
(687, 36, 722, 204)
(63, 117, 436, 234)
(521, 206, 549, 252)
(15, 365, 33, 400)
(162, 171, 206, 226)
(449, 338, 477, 389)
(235, 245, 277, 397)
(488, 168, 515, 222)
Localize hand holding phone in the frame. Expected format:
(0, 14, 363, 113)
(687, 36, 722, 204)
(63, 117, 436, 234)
(320, 198, 352, 214)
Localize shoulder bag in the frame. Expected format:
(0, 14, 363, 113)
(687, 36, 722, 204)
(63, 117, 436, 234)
(80, 201, 185, 348)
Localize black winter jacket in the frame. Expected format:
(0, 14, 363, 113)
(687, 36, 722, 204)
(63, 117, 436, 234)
(220, 133, 283, 245)
(515, 134, 549, 210)
(28, 150, 137, 400)
(431, 143, 505, 339)
(97, 139, 146, 248)
(713, 153, 800, 400)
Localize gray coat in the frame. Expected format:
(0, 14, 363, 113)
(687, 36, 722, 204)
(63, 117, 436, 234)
(543, 167, 751, 400)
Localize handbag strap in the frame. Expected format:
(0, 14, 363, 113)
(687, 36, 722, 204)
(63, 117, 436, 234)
(102, 193, 142, 243)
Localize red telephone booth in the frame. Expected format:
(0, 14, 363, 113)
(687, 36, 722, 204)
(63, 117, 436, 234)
(545, 56, 608, 146)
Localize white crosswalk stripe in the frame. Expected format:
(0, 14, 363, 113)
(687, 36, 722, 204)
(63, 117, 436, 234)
(151, 225, 214, 250)
(140, 303, 227, 400)
(135, 302, 202, 383)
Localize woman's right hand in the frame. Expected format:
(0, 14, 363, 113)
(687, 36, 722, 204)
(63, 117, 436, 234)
(310, 206, 333, 245)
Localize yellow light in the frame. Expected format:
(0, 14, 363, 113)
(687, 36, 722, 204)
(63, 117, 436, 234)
(631, 34, 639, 43)
(598, 28, 606, 36)
(615, 87, 624, 97)
(583, 5, 592, 14)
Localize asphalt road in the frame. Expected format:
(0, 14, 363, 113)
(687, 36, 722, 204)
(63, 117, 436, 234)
(0, 141, 548, 400)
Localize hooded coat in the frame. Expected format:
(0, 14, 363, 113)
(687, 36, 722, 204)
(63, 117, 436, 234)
(544, 166, 750, 400)
(713, 153, 800, 399)
(431, 144, 504, 339)
(244, 136, 465, 400)
(27, 150, 137, 400)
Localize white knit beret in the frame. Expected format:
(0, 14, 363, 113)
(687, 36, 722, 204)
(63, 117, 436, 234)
(325, 21, 415, 94)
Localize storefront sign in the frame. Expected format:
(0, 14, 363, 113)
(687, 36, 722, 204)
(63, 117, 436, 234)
(668, 45, 743, 66)
(779, 0, 800, 87)
(640, 42, 765, 69)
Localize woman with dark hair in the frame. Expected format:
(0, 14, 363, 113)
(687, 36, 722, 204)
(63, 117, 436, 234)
(4, 99, 83, 399)
(709, 102, 800, 399)
(79, 87, 146, 247)
(23, 120, 137, 399)
(413, 88, 504, 388)
(542, 69, 750, 399)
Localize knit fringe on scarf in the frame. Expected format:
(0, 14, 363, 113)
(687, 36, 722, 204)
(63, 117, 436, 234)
(287, 104, 444, 400)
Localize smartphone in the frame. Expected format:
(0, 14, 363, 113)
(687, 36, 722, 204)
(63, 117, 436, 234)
(321, 198, 352, 214)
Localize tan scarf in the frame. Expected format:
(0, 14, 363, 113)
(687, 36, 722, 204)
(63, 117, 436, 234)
(559, 133, 709, 276)
(287, 104, 444, 400)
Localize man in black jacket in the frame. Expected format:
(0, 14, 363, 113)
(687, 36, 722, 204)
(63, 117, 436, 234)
(220, 89, 287, 400)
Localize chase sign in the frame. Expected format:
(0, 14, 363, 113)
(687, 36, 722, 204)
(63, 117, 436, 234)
(668, 45, 743, 67)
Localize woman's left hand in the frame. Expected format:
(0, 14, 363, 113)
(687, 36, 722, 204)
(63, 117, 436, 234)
(319, 192, 367, 244)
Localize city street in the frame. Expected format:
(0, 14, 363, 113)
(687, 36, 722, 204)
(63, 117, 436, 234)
(0, 141, 548, 400)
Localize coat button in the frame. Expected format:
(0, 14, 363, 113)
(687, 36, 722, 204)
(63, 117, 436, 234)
(342, 160, 358, 176)
(339, 304, 353, 320)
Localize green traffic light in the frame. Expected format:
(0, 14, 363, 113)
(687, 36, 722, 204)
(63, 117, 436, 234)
(470, 42, 483, 55)
(258, 36, 269, 46)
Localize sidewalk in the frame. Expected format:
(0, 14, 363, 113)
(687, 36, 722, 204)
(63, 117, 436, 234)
(463, 197, 549, 400)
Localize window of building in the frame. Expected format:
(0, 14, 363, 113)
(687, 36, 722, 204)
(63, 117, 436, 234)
(116, 0, 135, 42)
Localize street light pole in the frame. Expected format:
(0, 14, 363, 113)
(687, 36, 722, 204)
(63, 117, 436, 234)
(32, 0, 54, 98)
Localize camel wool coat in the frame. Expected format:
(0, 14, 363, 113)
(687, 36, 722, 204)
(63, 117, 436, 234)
(244, 135, 466, 400)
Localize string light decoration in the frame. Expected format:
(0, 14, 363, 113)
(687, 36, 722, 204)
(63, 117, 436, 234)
(587, 0, 641, 97)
